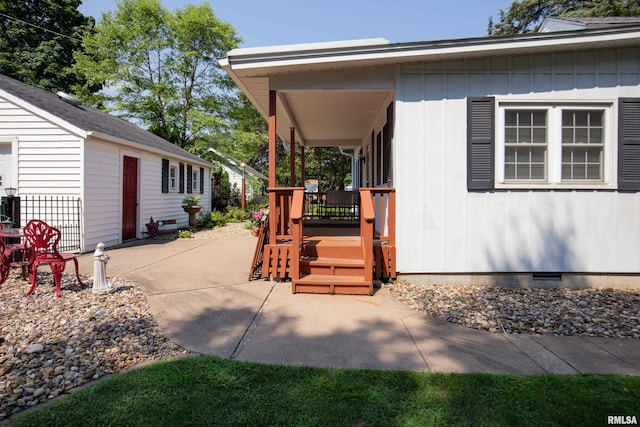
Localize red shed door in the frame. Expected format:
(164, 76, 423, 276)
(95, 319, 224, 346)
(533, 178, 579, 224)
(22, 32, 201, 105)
(122, 156, 138, 241)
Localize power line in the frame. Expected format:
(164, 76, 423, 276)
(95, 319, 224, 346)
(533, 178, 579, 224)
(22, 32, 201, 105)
(0, 11, 86, 44)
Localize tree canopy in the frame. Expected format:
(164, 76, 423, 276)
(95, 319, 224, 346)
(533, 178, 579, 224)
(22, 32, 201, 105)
(0, 0, 94, 92)
(71, 0, 242, 150)
(488, 0, 640, 35)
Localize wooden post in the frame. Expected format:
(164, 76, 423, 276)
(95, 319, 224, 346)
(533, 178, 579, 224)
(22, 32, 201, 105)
(300, 145, 305, 187)
(290, 127, 296, 186)
(269, 90, 277, 189)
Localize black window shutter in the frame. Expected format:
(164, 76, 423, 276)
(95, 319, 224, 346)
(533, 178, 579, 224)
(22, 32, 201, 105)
(199, 167, 204, 194)
(187, 165, 193, 193)
(467, 97, 495, 191)
(179, 163, 185, 193)
(383, 102, 393, 184)
(618, 98, 640, 191)
(161, 159, 169, 193)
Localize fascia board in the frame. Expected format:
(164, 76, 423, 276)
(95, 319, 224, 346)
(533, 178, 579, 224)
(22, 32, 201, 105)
(88, 131, 212, 168)
(225, 27, 640, 75)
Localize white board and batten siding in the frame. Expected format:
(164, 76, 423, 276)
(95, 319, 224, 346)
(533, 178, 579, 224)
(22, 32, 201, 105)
(396, 46, 640, 277)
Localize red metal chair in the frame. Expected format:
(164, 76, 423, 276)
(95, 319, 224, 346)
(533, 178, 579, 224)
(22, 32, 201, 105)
(0, 240, 11, 286)
(22, 219, 84, 297)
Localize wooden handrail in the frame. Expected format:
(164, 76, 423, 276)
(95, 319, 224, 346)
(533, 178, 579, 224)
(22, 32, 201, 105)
(290, 189, 304, 221)
(359, 189, 374, 282)
(290, 189, 304, 280)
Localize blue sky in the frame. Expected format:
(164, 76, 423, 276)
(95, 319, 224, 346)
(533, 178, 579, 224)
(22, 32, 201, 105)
(78, 0, 515, 48)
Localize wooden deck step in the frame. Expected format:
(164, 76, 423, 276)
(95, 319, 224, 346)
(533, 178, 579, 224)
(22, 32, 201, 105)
(292, 274, 373, 295)
(300, 256, 365, 276)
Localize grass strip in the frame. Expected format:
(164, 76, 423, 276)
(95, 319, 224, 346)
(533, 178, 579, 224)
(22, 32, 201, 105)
(11, 354, 640, 426)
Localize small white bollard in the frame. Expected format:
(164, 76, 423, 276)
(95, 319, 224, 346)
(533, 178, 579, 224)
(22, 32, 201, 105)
(92, 242, 114, 294)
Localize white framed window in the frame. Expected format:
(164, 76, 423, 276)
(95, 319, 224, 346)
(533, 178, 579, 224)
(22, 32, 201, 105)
(169, 165, 178, 191)
(192, 168, 199, 192)
(496, 102, 614, 189)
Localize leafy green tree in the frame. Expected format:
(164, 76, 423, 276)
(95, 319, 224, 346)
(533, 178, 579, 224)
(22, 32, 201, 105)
(305, 147, 352, 191)
(211, 167, 233, 211)
(71, 0, 241, 150)
(0, 0, 94, 92)
(488, 0, 640, 35)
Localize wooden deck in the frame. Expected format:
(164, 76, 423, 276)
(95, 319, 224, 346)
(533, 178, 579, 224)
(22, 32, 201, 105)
(251, 188, 396, 295)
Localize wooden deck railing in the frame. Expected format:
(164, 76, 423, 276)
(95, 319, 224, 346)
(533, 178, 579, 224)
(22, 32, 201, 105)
(360, 188, 396, 279)
(289, 189, 304, 281)
(261, 187, 395, 283)
(359, 189, 375, 282)
(268, 187, 305, 243)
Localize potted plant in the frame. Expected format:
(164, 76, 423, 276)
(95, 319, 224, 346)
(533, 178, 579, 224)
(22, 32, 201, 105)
(182, 195, 201, 207)
(182, 195, 202, 226)
(250, 209, 268, 236)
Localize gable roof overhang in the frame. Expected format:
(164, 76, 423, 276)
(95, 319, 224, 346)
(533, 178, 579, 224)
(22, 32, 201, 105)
(0, 73, 211, 169)
(220, 26, 640, 148)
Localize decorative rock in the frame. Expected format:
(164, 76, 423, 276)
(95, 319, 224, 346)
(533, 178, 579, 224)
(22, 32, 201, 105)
(390, 282, 640, 338)
(25, 344, 44, 354)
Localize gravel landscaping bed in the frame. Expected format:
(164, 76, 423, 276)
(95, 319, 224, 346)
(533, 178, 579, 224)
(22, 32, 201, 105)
(390, 281, 640, 338)
(0, 273, 190, 422)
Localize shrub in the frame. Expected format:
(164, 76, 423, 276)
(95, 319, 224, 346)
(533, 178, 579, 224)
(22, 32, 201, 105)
(196, 210, 213, 228)
(226, 206, 249, 223)
(177, 229, 194, 238)
(210, 210, 228, 228)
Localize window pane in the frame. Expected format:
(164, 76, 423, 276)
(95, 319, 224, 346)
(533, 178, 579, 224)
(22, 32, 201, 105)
(505, 147, 516, 162)
(505, 164, 515, 179)
(532, 128, 546, 144)
(505, 128, 518, 144)
(590, 111, 603, 127)
(531, 164, 545, 180)
(587, 164, 601, 180)
(505, 111, 517, 126)
(575, 127, 588, 143)
(517, 165, 530, 180)
(590, 128, 602, 144)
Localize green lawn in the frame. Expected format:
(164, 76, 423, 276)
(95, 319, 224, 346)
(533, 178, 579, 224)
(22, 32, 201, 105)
(11, 355, 640, 426)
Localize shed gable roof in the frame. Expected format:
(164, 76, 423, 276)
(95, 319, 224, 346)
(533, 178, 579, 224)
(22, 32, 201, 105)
(0, 73, 209, 167)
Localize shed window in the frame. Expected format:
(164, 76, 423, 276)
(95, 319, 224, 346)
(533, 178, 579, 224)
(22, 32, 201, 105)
(192, 168, 200, 192)
(169, 165, 178, 191)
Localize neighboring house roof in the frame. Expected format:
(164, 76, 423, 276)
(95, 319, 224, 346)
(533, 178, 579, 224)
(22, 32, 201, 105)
(219, 25, 640, 148)
(208, 148, 268, 181)
(539, 16, 640, 32)
(0, 73, 210, 167)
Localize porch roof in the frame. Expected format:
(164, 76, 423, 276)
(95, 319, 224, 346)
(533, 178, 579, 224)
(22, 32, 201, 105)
(219, 25, 640, 148)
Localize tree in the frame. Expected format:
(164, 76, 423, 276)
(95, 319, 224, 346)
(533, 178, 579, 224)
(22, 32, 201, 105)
(488, 0, 640, 36)
(71, 0, 241, 150)
(0, 0, 94, 92)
